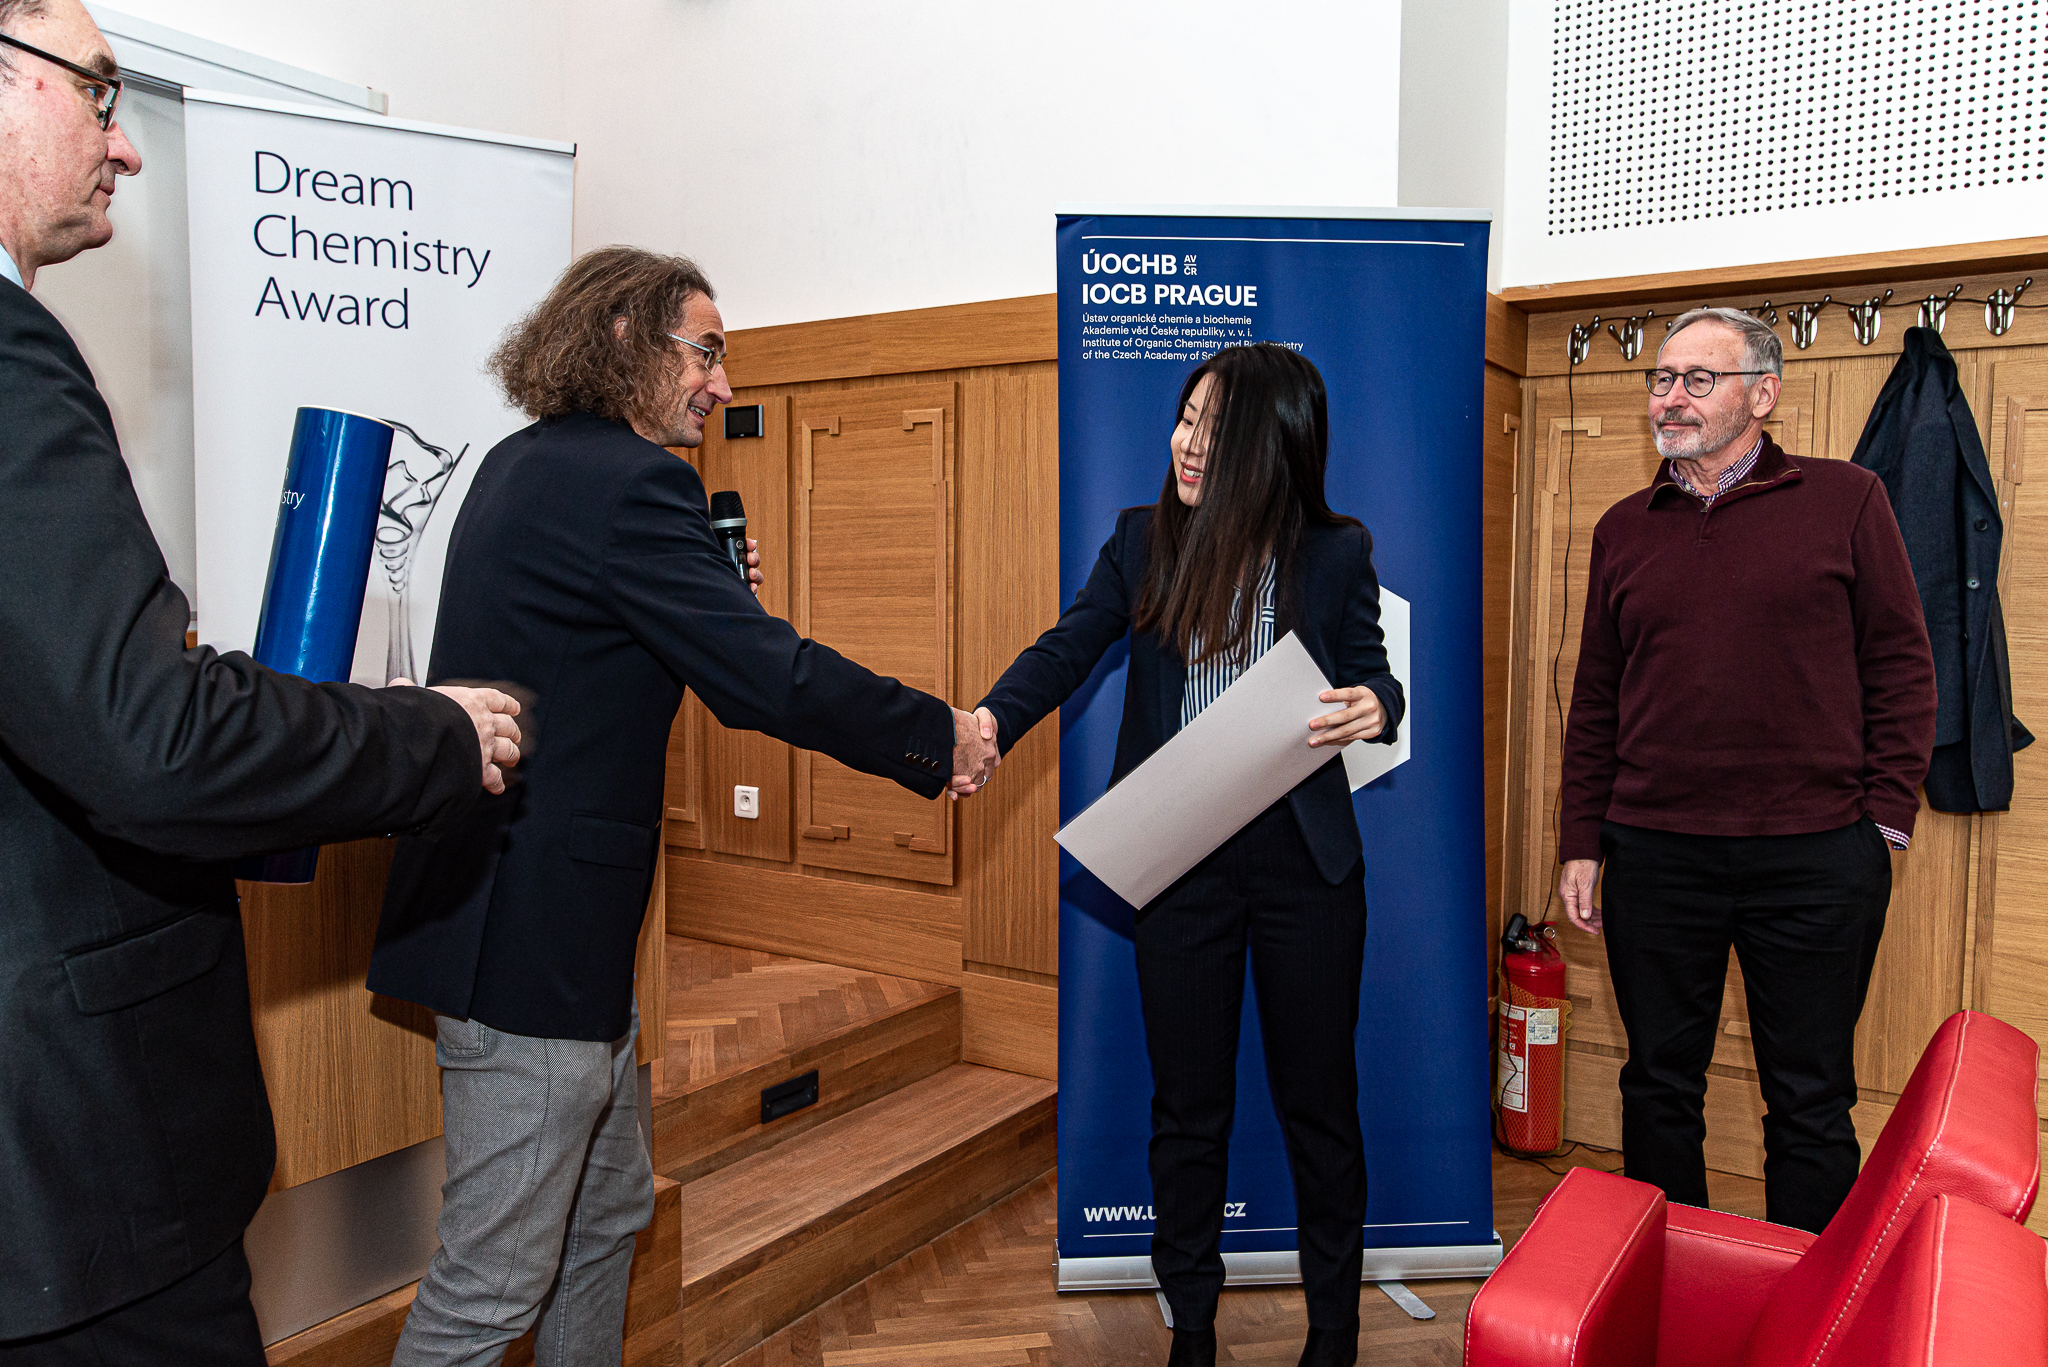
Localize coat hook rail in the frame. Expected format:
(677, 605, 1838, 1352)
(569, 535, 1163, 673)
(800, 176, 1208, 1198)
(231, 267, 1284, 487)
(1560, 275, 2043, 363)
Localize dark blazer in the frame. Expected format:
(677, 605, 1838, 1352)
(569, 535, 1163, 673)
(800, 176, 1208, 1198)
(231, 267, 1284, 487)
(369, 413, 959, 1042)
(976, 507, 1404, 887)
(1852, 326, 2033, 812)
(0, 280, 480, 1336)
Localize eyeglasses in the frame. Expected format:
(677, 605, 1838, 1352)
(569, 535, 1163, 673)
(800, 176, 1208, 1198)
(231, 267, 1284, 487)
(1645, 367, 1774, 398)
(667, 331, 726, 373)
(0, 32, 122, 130)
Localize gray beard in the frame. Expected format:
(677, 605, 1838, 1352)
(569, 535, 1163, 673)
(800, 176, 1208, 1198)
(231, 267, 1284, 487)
(1653, 408, 1751, 461)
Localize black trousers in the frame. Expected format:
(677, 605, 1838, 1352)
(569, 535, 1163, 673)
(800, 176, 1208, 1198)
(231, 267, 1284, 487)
(1135, 801, 1368, 1331)
(0, 1239, 266, 1366)
(1599, 818, 1891, 1233)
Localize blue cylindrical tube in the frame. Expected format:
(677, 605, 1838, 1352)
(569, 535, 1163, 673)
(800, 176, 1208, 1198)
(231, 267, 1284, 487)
(236, 407, 395, 885)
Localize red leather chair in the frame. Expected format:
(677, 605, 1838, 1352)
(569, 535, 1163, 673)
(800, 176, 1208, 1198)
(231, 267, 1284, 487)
(1465, 1010, 2042, 1367)
(1833, 1193, 2048, 1365)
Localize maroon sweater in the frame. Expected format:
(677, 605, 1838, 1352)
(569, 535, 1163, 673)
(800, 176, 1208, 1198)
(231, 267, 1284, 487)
(1557, 436, 1935, 861)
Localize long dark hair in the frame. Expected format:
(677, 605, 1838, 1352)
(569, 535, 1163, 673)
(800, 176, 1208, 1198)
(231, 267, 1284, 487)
(1132, 344, 1358, 665)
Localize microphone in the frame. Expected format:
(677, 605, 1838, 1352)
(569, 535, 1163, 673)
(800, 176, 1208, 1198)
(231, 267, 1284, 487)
(709, 490, 748, 581)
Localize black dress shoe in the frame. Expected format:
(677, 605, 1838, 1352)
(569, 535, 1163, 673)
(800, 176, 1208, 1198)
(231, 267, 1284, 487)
(1298, 1324, 1358, 1367)
(1167, 1325, 1217, 1366)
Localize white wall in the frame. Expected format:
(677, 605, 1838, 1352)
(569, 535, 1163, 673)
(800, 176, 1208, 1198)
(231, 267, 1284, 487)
(100, 1, 1404, 330)
(1398, 0, 1507, 290)
(564, 0, 1405, 326)
(97, 0, 566, 141)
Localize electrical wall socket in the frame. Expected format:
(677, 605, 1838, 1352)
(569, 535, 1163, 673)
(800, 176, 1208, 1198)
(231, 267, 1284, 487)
(733, 785, 760, 820)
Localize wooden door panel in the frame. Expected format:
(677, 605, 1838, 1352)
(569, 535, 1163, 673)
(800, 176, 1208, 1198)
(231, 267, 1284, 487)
(1519, 375, 1660, 923)
(1761, 371, 1817, 456)
(1984, 361, 2048, 1105)
(1856, 807, 1971, 1095)
(795, 383, 957, 885)
(1818, 358, 1896, 462)
(664, 701, 704, 851)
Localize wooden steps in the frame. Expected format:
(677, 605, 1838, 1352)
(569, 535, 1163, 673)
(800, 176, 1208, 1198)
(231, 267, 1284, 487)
(656, 937, 1056, 1367)
(267, 937, 1055, 1367)
(653, 939, 960, 1185)
(677, 1062, 1057, 1367)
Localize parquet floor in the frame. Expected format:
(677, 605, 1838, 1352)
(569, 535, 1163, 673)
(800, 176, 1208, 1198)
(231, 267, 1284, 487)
(724, 1149, 1767, 1367)
(657, 937, 953, 1095)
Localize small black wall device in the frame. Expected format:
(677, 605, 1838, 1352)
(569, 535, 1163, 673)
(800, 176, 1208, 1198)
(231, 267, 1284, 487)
(723, 404, 765, 440)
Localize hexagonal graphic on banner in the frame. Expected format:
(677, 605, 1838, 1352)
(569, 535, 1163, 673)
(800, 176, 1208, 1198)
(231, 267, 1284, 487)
(1341, 586, 1411, 791)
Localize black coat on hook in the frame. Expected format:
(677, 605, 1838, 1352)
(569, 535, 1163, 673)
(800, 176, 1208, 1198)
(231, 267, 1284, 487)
(1852, 326, 2033, 812)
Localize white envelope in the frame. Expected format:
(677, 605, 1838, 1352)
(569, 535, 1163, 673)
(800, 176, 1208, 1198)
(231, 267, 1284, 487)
(1055, 631, 1344, 908)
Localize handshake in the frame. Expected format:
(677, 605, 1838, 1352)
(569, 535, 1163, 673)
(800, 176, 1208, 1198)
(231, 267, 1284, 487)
(405, 687, 1004, 804)
(946, 706, 1001, 801)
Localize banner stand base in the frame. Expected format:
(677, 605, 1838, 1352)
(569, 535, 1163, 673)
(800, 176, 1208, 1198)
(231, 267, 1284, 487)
(1057, 1236, 1504, 1292)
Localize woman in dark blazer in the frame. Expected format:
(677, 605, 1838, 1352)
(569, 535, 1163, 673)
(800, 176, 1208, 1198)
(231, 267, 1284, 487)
(974, 344, 1403, 1367)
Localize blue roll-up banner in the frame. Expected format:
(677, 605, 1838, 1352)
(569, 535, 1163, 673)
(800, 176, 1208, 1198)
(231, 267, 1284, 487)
(233, 406, 395, 885)
(1053, 207, 1500, 1291)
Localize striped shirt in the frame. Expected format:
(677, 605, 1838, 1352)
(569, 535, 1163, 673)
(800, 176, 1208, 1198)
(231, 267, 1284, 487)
(1181, 560, 1278, 728)
(1669, 436, 1910, 853)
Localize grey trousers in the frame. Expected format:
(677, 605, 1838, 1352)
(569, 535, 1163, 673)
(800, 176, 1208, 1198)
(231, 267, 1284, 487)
(392, 1002, 655, 1367)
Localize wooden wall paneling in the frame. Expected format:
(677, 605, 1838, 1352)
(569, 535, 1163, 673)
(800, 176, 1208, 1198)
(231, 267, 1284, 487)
(1565, 1049, 1897, 1182)
(1512, 410, 1573, 927)
(663, 702, 705, 851)
(664, 854, 963, 986)
(241, 840, 439, 1191)
(1854, 813, 1972, 1095)
(1481, 364, 1522, 970)
(723, 296, 1056, 391)
(1486, 292, 1530, 375)
(656, 446, 708, 854)
(635, 862, 667, 1070)
(1819, 356, 1902, 462)
(1500, 383, 1541, 951)
(1983, 359, 2048, 1106)
(1758, 372, 1817, 456)
(695, 397, 796, 864)
(794, 382, 958, 885)
(960, 971, 1058, 1081)
(958, 367, 1062, 979)
(1518, 373, 1662, 925)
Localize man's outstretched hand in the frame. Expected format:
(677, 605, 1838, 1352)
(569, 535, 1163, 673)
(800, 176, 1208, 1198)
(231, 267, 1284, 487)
(948, 706, 1000, 800)
(393, 679, 524, 794)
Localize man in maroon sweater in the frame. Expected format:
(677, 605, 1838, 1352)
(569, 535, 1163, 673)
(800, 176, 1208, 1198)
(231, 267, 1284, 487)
(1557, 307, 1935, 1233)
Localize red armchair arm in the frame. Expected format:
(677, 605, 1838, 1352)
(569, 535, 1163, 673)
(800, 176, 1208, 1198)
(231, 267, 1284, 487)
(1654, 1204, 1815, 1367)
(1466, 1168, 1666, 1367)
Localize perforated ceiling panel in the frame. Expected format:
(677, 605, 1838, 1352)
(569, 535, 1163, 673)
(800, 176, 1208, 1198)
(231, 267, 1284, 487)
(1549, 0, 2048, 236)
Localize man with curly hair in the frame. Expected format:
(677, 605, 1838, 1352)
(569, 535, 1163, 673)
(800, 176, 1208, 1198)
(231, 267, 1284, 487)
(368, 245, 999, 1366)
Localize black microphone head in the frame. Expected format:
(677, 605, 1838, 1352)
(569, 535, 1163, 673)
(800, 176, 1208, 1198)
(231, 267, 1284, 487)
(709, 490, 746, 526)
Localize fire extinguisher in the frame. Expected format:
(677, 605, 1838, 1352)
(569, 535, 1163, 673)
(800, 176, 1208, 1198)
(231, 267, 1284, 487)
(1496, 913, 1568, 1156)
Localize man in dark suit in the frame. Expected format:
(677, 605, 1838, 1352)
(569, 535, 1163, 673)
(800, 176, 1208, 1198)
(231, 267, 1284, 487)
(369, 245, 998, 1366)
(0, 2, 524, 1362)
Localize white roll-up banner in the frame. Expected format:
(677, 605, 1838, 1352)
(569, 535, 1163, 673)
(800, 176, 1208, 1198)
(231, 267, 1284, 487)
(184, 90, 574, 683)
